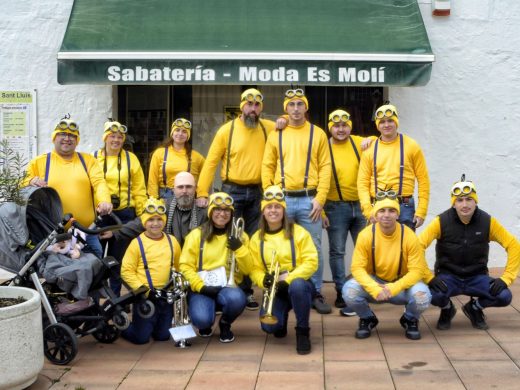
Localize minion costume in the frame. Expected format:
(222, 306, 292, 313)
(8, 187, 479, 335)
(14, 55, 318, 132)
(249, 186, 317, 354)
(179, 192, 250, 343)
(357, 104, 430, 230)
(420, 177, 520, 331)
(120, 198, 181, 344)
(261, 89, 332, 313)
(147, 118, 205, 201)
(342, 196, 431, 340)
(94, 120, 148, 295)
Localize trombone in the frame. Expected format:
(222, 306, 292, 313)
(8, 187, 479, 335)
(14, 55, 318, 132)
(169, 271, 196, 348)
(260, 250, 279, 325)
(226, 217, 244, 287)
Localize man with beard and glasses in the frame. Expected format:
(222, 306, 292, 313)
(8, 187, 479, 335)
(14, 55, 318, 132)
(102, 172, 206, 247)
(196, 88, 276, 310)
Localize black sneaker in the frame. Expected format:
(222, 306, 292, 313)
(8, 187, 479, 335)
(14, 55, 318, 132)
(339, 306, 357, 317)
(312, 293, 332, 314)
(198, 327, 213, 338)
(334, 290, 346, 308)
(437, 301, 457, 330)
(399, 315, 421, 340)
(219, 321, 235, 343)
(355, 316, 379, 339)
(462, 299, 488, 330)
(245, 294, 260, 311)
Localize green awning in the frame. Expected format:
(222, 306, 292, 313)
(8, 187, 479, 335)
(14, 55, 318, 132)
(58, 0, 434, 86)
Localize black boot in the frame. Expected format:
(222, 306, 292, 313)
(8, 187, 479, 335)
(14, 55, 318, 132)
(295, 326, 311, 355)
(335, 290, 346, 308)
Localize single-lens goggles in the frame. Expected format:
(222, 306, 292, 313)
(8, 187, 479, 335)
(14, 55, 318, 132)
(375, 108, 397, 119)
(285, 88, 305, 99)
(145, 204, 166, 215)
(375, 190, 398, 201)
(172, 118, 192, 130)
(210, 195, 234, 207)
(451, 182, 476, 197)
(329, 113, 351, 123)
(57, 120, 79, 132)
(242, 93, 263, 103)
(264, 191, 284, 201)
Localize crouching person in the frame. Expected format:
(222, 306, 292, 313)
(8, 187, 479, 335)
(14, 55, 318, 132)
(342, 194, 431, 340)
(249, 186, 318, 355)
(120, 198, 181, 344)
(179, 192, 250, 343)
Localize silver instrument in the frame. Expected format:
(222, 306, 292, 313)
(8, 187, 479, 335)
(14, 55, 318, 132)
(226, 217, 245, 287)
(168, 271, 196, 347)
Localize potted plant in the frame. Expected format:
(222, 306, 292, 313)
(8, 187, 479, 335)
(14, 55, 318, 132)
(0, 139, 44, 389)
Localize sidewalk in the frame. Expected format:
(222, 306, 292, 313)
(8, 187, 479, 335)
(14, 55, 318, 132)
(24, 269, 520, 389)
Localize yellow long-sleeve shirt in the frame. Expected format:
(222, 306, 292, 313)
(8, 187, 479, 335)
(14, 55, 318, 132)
(351, 223, 429, 299)
(262, 122, 331, 206)
(327, 135, 374, 201)
(419, 215, 520, 286)
(249, 224, 318, 287)
(94, 149, 147, 216)
(147, 146, 205, 198)
(25, 151, 110, 226)
(357, 134, 430, 219)
(197, 118, 276, 197)
(179, 228, 250, 292)
(121, 232, 181, 291)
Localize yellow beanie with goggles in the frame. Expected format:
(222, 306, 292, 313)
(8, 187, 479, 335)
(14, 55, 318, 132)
(328, 109, 353, 131)
(102, 120, 126, 143)
(140, 197, 167, 225)
(52, 118, 80, 144)
(207, 192, 234, 217)
(450, 180, 478, 206)
(372, 197, 400, 218)
(261, 185, 286, 211)
(170, 118, 191, 141)
(375, 104, 399, 129)
(240, 88, 264, 111)
(283, 92, 309, 113)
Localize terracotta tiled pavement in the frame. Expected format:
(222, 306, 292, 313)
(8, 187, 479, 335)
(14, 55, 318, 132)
(22, 268, 520, 389)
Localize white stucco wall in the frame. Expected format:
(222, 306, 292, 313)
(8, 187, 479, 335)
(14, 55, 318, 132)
(0, 0, 112, 154)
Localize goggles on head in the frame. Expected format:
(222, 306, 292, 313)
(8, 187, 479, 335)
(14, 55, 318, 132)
(451, 182, 476, 197)
(375, 189, 398, 201)
(241, 92, 263, 103)
(329, 113, 351, 123)
(284, 88, 305, 99)
(172, 118, 192, 130)
(375, 107, 398, 120)
(56, 120, 79, 132)
(144, 203, 166, 215)
(105, 123, 128, 134)
(210, 195, 234, 207)
(263, 189, 285, 201)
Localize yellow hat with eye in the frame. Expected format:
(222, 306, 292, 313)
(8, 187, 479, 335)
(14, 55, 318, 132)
(140, 197, 167, 225)
(375, 104, 399, 129)
(207, 192, 234, 217)
(52, 117, 80, 144)
(170, 118, 192, 141)
(283, 88, 309, 112)
(261, 185, 286, 211)
(450, 179, 478, 205)
(240, 88, 264, 111)
(372, 197, 400, 218)
(328, 109, 353, 131)
(103, 120, 127, 142)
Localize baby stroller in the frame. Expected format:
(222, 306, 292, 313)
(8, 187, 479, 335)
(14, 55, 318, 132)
(0, 186, 147, 365)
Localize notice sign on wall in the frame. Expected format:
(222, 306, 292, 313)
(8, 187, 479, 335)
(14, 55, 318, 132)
(0, 90, 37, 165)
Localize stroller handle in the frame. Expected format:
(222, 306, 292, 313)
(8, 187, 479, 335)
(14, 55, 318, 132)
(73, 212, 123, 235)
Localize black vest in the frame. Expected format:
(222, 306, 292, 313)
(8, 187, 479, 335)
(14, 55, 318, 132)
(435, 207, 491, 277)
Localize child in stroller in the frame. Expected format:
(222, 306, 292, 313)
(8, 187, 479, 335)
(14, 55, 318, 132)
(0, 186, 147, 365)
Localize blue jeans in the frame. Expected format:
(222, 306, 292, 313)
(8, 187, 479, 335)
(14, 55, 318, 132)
(188, 287, 246, 329)
(342, 276, 431, 320)
(85, 234, 103, 258)
(399, 197, 416, 231)
(430, 273, 512, 308)
(285, 195, 323, 295)
(121, 298, 173, 344)
(324, 200, 366, 292)
(260, 278, 313, 333)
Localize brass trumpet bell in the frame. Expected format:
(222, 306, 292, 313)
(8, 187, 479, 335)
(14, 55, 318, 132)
(260, 313, 278, 325)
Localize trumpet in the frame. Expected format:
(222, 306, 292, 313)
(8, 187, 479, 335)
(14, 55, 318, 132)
(226, 217, 244, 287)
(260, 250, 279, 325)
(169, 271, 196, 348)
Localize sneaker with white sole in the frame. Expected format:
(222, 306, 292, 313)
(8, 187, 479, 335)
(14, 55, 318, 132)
(245, 294, 259, 311)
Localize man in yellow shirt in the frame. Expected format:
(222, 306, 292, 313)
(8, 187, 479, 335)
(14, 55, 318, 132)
(26, 116, 112, 257)
(196, 88, 276, 310)
(357, 104, 430, 231)
(419, 176, 520, 331)
(342, 194, 431, 340)
(262, 89, 332, 314)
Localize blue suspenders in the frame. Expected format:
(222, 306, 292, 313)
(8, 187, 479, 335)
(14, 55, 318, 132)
(136, 234, 174, 292)
(278, 124, 314, 191)
(373, 133, 404, 195)
(328, 137, 360, 201)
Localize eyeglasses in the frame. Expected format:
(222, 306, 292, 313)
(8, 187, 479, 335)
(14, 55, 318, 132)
(329, 113, 351, 123)
(263, 190, 284, 201)
(375, 107, 398, 119)
(56, 120, 79, 132)
(375, 190, 398, 201)
(105, 123, 128, 134)
(172, 118, 192, 130)
(56, 132, 78, 139)
(144, 204, 166, 215)
(241, 92, 263, 103)
(451, 182, 476, 197)
(210, 195, 234, 207)
(284, 89, 305, 99)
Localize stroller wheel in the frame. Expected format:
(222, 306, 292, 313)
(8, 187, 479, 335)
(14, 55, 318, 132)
(43, 323, 78, 365)
(93, 324, 120, 344)
(112, 311, 130, 330)
(137, 300, 155, 319)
